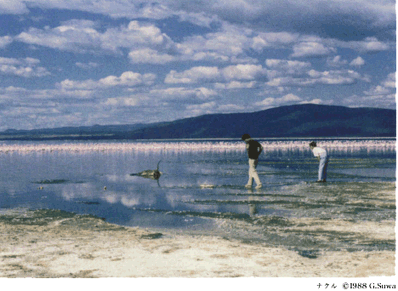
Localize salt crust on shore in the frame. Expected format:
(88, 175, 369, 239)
(0, 215, 395, 278)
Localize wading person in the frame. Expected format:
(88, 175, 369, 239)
(242, 134, 263, 189)
(309, 141, 329, 182)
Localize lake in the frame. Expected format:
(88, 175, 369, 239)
(0, 138, 395, 258)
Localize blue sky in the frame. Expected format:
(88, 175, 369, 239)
(0, 0, 396, 130)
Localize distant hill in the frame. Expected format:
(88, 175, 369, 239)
(0, 104, 395, 140)
(0, 123, 149, 140)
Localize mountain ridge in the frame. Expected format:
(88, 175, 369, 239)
(0, 104, 395, 140)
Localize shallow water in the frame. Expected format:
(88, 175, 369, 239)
(0, 138, 395, 257)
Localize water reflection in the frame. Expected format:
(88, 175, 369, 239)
(248, 193, 259, 216)
(0, 139, 395, 252)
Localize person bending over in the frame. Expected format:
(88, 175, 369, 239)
(309, 141, 329, 183)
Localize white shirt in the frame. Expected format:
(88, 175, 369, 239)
(312, 147, 327, 157)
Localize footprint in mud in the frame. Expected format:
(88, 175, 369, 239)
(79, 254, 95, 260)
(297, 250, 319, 259)
(2, 255, 19, 259)
(161, 246, 180, 254)
(210, 254, 229, 259)
(68, 269, 98, 278)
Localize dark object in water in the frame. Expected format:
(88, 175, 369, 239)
(77, 201, 101, 205)
(34, 179, 69, 184)
(131, 160, 162, 180)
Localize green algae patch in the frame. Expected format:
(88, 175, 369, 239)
(0, 209, 77, 226)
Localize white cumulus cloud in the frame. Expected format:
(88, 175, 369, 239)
(129, 48, 175, 64)
(255, 93, 303, 108)
(58, 71, 156, 90)
(292, 41, 336, 58)
(150, 87, 218, 100)
(349, 56, 365, 67)
(0, 36, 13, 49)
(0, 57, 50, 77)
(165, 64, 266, 84)
(165, 66, 220, 84)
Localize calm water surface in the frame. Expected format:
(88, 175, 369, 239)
(0, 138, 395, 257)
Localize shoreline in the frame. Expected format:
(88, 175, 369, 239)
(0, 211, 395, 278)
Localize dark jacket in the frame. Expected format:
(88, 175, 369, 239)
(246, 139, 263, 159)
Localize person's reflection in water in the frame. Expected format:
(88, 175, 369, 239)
(247, 188, 259, 216)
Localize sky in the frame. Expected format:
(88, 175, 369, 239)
(0, 0, 396, 130)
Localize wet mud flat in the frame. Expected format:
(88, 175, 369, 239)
(0, 209, 394, 278)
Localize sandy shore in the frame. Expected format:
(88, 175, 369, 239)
(0, 212, 395, 278)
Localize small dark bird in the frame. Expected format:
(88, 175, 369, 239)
(132, 160, 162, 180)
